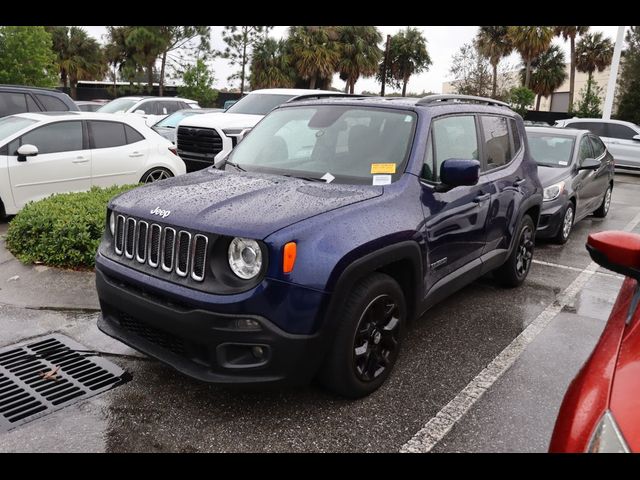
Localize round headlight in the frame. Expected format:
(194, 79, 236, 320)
(109, 211, 116, 236)
(228, 237, 263, 279)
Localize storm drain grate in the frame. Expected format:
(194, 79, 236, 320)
(0, 334, 130, 432)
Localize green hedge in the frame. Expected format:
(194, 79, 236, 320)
(6, 185, 139, 269)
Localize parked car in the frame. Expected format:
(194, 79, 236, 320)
(0, 85, 78, 118)
(95, 94, 543, 398)
(0, 112, 185, 216)
(152, 108, 223, 144)
(526, 126, 615, 243)
(223, 99, 238, 110)
(75, 101, 105, 112)
(549, 230, 640, 453)
(96, 96, 199, 126)
(523, 120, 551, 126)
(554, 118, 640, 173)
(176, 88, 342, 172)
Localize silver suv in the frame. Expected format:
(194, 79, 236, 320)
(554, 118, 640, 172)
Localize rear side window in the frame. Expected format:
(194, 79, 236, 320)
(26, 95, 41, 112)
(125, 125, 145, 144)
(510, 119, 522, 152)
(568, 121, 606, 137)
(89, 121, 127, 149)
(429, 115, 478, 182)
(480, 115, 512, 171)
(160, 101, 180, 115)
(589, 135, 606, 158)
(605, 123, 637, 140)
(35, 94, 69, 111)
(578, 136, 594, 164)
(140, 101, 159, 115)
(20, 121, 83, 154)
(0, 92, 27, 116)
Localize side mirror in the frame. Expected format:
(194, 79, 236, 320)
(236, 128, 251, 144)
(16, 144, 38, 162)
(579, 158, 600, 170)
(633, 134, 640, 142)
(134, 109, 146, 115)
(440, 159, 480, 187)
(587, 231, 640, 281)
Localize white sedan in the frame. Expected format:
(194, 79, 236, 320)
(0, 112, 186, 216)
(96, 96, 200, 126)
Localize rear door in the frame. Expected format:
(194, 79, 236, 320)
(574, 135, 599, 216)
(88, 120, 149, 187)
(6, 120, 90, 208)
(602, 123, 640, 170)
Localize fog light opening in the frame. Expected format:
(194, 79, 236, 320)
(234, 318, 261, 331)
(252, 346, 265, 359)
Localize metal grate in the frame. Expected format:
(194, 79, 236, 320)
(0, 334, 129, 432)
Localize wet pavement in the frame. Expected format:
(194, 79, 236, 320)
(0, 173, 638, 452)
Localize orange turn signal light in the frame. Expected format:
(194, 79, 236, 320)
(283, 242, 297, 273)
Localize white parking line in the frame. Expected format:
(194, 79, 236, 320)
(532, 259, 623, 279)
(400, 211, 640, 453)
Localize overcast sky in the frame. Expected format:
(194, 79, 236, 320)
(82, 26, 625, 94)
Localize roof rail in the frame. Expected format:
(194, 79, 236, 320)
(417, 94, 511, 108)
(286, 93, 368, 103)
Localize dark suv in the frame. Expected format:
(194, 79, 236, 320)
(0, 85, 78, 117)
(95, 94, 543, 398)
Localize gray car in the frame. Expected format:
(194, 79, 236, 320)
(151, 108, 223, 143)
(554, 118, 640, 173)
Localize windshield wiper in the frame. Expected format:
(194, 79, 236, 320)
(282, 174, 325, 183)
(224, 160, 246, 172)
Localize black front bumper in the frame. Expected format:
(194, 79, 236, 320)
(96, 267, 325, 386)
(536, 199, 567, 239)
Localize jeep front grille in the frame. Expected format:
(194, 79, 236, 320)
(112, 216, 208, 282)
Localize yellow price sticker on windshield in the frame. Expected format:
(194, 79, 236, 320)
(370, 163, 396, 174)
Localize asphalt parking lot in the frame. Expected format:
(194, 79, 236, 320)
(0, 173, 638, 453)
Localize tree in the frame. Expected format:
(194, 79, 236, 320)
(554, 26, 589, 112)
(617, 26, 640, 124)
(177, 58, 218, 107)
(508, 26, 554, 89)
(249, 38, 295, 89)
(287, 26, 340, 90)
(475, 26, 513, 98)
(0, 26, 57, 87)
(125, 27, 166, 91)
(220, 26, 267, 94)
(380, 27, 431, 97)
(449, 43, 494, 98)
(46, 26, 106, 100)
(337, 26, 383, 94)
(576, 32, 614, 103)
(508, 86, 535, 116)
(574, 77, 604, 117)
(522, 45, 567, 110)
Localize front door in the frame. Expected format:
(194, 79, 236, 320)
(6, 120, 90, 209)
(574, 135, 600, 216)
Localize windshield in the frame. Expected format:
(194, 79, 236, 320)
(155, 110, 203, 128)
(227, 105, 416, 185)
(97, 98, 140, 113)
(528, 133, 575, 167)
(0, 116, 37, 143)
(225, 94, 296, 115)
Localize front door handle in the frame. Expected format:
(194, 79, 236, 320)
(473, 193, 491, 203)
(72, 156, 89, 164)
(513, 178, 526, 187)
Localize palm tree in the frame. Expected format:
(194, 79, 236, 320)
(47, 26, 106, 99)
(523, 45, 567, 110)
(508, 26, 555, 89)
(576, 32, 614, 100)
(249, 38, 295, 89)
(554, 26, 589, 112)
(475, 26, 513, 98)
(337, 26, 383, 94)
(386, 27, 431, 97)
(287, 26, 340, 89)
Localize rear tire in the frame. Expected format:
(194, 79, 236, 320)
(318, 273, 406, 398)
(553, 203, 574, 244)
(494, 214, 535, 288)
(593, 185, 612, 218)
(140, 167, 173, 184)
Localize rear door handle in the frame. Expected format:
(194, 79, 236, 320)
(473, 193, 491, 203)
(72, 156, 89, 164)
(129, 152, 144, 158)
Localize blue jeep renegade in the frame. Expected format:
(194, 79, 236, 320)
(96, 94, 543, 398)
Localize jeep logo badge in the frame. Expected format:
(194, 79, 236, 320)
(150, 207, 171, 218)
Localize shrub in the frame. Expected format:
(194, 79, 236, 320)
(6, 185, 139, 269)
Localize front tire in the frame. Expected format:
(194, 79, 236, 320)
(318, 273, 406, 398)
(140, 167, 173, 184)
(593, 185, 612, 218)
(494, 214, 535, 288)
(553, 203, 574, 244)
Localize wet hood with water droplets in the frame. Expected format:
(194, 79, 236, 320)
(109, 168, 383, 239)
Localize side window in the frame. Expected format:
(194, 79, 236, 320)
(125, 125, 145, 144)
(589, 136, 606, 158)
(26, 95, 41, 112)
(0, 92, 27, 116)
(422, 133, 434, 180)
(179, 102, 190, 110)
(162, 101, 180, 114)
(480, 115, 512, 171)
(20, 121, 83, 154)
(431, 115, 478, 182)
(89, 121, 127, 149)
(605, 123, 637, 140)
(35, 94, 69, 111)
(140, 101, 159, 115)
(578, 137, 594, 164)
(510, 118, 521, 152)
(569, 122, 606, 137)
